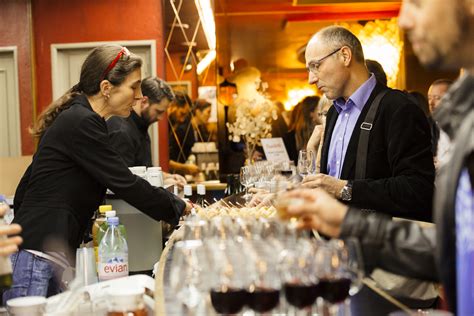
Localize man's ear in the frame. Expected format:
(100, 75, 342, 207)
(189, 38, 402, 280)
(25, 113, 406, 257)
(100, 80, 112, 98)
(141, 96, 150, 110)
(340, 47, 352, 67)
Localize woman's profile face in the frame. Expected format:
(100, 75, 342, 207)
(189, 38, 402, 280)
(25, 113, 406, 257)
(196, 107, 211, 124)
(108, 68, 142, 117)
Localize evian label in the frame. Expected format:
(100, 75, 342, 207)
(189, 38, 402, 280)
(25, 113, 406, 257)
(98, 256, 128, 281)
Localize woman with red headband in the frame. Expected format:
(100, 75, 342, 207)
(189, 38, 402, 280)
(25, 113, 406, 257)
(3, 44, 191, 302)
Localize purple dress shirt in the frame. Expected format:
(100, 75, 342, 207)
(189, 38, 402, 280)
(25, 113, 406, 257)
(327, 74, 377, 179)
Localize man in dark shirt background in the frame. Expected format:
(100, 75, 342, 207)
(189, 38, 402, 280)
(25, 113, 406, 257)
(108, 76, 186, 186)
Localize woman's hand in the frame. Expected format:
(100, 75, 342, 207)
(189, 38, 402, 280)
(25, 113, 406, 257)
(283, 188, 348, 238)
(0, 205, 22, 256)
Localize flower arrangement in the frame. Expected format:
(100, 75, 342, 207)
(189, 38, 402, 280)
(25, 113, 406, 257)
(226, 90, 278, 163)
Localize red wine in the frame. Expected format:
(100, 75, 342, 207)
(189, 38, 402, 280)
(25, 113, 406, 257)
(319, 278, 351, 303)
(247, 288, 280, 312)
(210, 288, 247, 314)
(284, 283, 320, 308)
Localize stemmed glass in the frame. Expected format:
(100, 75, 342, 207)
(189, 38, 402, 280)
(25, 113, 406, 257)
(169, 240, 210, 313)
(207, 241, 251, 315)
(240, 166, 252, 201)
(280, 238, 320, 315)
(297, 150, 316, 179)
(246, 240, 282, 314)
(315, 239, 364, 315)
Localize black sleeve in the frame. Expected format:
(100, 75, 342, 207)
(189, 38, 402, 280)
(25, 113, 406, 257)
(71, 115, 185, 225)
(351, 100, 435, 221)
(13, 162, 33, 211)
(340, 207, 438, 281)
(107, 117, 136, 167)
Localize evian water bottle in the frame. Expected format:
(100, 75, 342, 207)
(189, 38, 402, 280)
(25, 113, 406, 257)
(98, 216, 129, 281)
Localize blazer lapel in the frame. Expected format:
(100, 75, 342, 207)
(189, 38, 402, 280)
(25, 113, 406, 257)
(320, 105, 338, 175)
(340, 83, 388, 179)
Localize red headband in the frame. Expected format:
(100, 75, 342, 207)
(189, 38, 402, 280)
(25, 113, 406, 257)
(101, 46, 130, 81)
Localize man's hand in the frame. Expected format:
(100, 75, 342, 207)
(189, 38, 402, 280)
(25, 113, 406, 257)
(283, 188, 348, 238)
(164, 173, 187, 188)
(184, 164, 200, 176)
(0, 205, 22, 256)
(301, 174, 347, 198)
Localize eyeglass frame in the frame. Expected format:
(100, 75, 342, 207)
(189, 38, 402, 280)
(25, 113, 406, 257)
(306, 47, 343, 74)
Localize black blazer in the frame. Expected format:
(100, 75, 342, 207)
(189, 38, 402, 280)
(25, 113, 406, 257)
(320, 83, 435, 221)
(13, 95, 185, 257)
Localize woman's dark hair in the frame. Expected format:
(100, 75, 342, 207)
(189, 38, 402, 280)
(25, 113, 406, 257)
(192, 99, 211, 114)
(295, 96, 320, 150)
(366, 59, 388, 86)
(141, 77, 174, 104)
(30, 44, 142, 138)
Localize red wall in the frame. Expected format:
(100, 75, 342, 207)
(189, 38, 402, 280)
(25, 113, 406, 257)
(0, 0, 34, 155)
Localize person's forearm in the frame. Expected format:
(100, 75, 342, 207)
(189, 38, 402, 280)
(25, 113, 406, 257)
(340, 207, 438, 281)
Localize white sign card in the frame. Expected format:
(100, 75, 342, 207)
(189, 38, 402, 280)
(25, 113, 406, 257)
(261, 138, 290, 163)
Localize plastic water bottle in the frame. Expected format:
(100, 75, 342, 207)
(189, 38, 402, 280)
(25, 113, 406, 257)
(98, 216, 129, 281)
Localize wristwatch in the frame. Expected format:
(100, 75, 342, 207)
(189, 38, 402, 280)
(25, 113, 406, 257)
(340, 180, 353, 201)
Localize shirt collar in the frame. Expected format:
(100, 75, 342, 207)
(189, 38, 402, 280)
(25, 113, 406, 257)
(333, 73, 377, 113)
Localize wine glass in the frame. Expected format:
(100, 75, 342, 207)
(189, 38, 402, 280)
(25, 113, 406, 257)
(246, 239, 282, 314)
(207, 241, 251, 315)
(280, 238, 320, 315)
(315, 239, 364, 315)
(240, 166, 252, 201)
(169, 240, 210, 313)
(297, 150, 315, 179)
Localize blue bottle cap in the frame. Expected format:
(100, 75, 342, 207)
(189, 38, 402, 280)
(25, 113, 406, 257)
(107, 216, 119, 226)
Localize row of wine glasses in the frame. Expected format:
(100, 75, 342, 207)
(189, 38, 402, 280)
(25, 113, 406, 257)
(239, 150, 317, 198)
(170, 217, 363, 315)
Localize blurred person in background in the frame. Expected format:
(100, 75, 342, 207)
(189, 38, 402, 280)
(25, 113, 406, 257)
(283, 96, 320, 163)
(168, 92, 200, 176)
(366, 59, 388, 86)
(408, 90, 440, 156)
(428, 79, 454, 166)
(307, 95, 333, 172)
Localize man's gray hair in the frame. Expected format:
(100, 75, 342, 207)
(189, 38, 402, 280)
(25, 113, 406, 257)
(317, 26, 365, 63)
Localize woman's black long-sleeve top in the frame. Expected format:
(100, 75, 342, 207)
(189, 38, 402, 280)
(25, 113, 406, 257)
(13, 95, 185, 256)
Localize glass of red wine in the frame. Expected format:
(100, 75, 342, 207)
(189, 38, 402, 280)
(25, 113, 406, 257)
(208, 241, 251, 315)
(280, 238, 321, 315)
(315, 239, 364, 315)
(246, 239, 282, 314)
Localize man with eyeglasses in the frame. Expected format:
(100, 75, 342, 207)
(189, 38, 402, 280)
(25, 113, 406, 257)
(284, 0, 474, 314)
(301, 26, 437, 314)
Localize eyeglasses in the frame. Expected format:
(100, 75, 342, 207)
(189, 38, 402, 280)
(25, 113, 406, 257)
(101, 46, 131, 81)
(306, 47, 342, 74)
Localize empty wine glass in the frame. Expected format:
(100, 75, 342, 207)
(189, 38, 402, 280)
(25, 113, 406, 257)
(240, 166, 252, 201)
(297, 150, 315, 179)
(169, 240, 210, 313)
